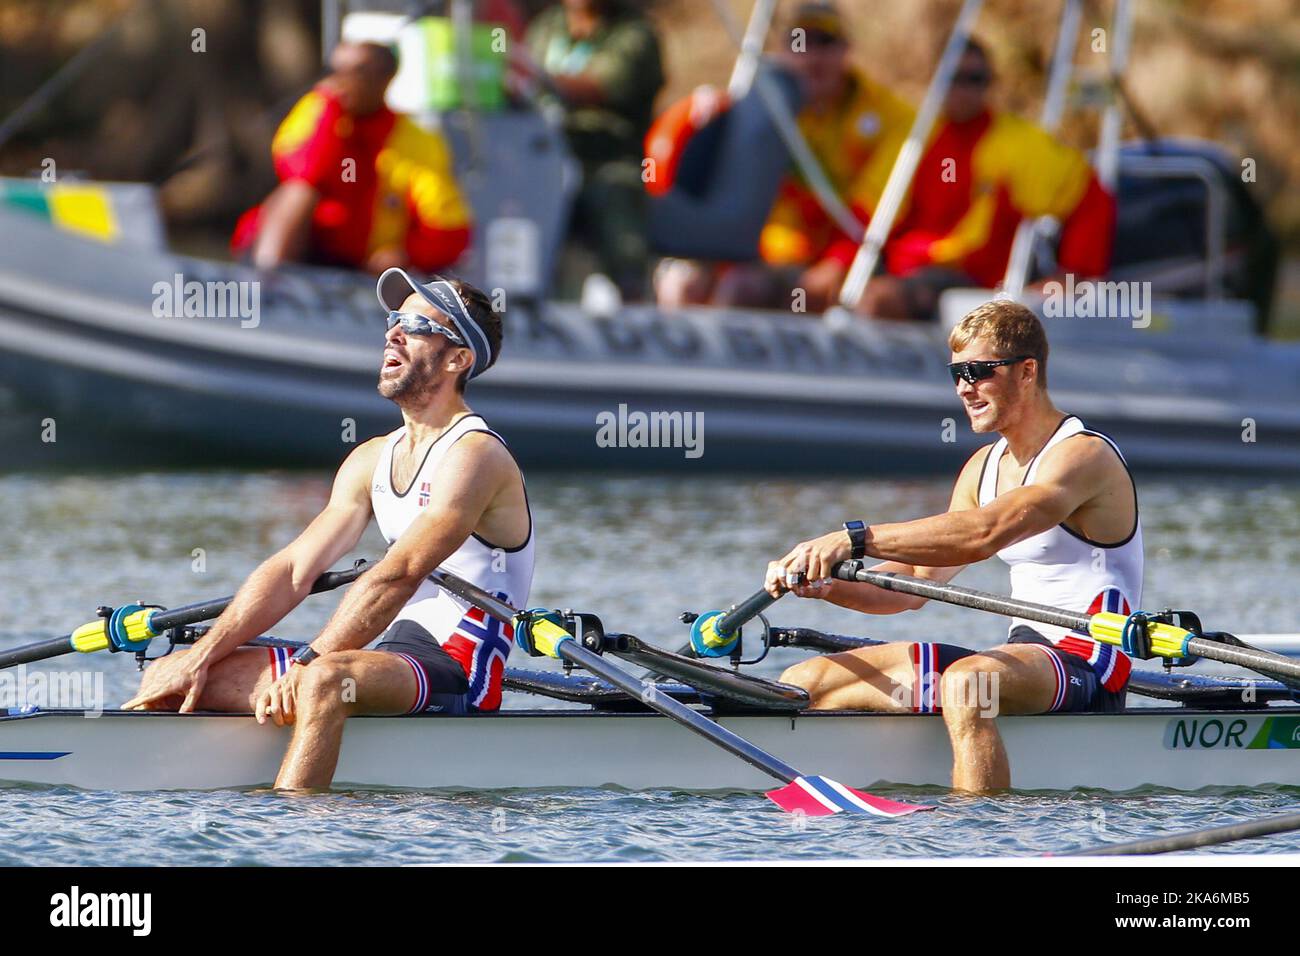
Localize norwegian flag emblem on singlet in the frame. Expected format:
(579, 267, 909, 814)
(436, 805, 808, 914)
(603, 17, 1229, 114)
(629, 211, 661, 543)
(1055, 587, 1133, 692)
(417, 482, 431, 507)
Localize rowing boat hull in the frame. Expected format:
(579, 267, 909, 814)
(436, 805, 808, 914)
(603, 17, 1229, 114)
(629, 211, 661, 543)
(1, 707, 1298, 792)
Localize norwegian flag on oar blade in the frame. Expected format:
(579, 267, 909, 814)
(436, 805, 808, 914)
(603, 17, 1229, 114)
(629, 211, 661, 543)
(766, 775, 931, 817)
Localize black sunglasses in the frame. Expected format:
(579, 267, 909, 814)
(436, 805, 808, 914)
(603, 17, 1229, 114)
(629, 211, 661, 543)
(947, 355, 1032, 385)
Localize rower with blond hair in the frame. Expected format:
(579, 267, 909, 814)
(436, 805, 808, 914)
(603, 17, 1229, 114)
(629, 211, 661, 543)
(765, 299, 1142, 791)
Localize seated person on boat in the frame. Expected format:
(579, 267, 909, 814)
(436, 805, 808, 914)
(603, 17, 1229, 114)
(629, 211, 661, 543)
(651, 2, 913, 313)
(231, 41, 472, 275)
(515, 0, 665, 301)
(766, 299, 1142, 791)
(124, 270, 533, 790)
(862, 39, 1116, 321)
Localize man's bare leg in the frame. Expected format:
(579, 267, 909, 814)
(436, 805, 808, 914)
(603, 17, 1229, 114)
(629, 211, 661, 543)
(132, 647, 421, 789)
(938, 645, 1059, 792)
(270, 650, 418, 790)
(251, 180, 319, 269)
(780, 643, 921, 712)
(131, 647, 279, 712)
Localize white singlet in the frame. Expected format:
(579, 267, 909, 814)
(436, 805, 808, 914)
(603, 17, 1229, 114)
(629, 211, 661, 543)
(977, 414, 1143, 648)
(370, 414, 534, 709)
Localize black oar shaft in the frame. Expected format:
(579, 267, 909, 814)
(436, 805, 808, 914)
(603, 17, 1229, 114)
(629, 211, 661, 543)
(151, 561, 373, 634)
(0, 638, 77, 669)
(834, 563, 1088, 630)
(769, 627, 884, 654)
(1181, 640, 1300, 681)
(1069, 811, 1300, 856)
(427, 569, 801, 786)
(562, 641, 800, 784)
(834, 561, 1300, 683)
(716, 588, 780, 636)
(0, 561, 372, 669)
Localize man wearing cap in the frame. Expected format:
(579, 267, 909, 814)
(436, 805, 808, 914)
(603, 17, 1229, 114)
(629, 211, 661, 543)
(124, 271, 534, 790)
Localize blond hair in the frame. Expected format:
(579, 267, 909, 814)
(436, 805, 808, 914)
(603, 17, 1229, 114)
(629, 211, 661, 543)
(948, 299, 1049, 388)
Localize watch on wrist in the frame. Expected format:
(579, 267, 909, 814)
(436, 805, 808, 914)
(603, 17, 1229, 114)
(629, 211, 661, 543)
(843, 520, 867, 560)
(289, 645, 320, 667)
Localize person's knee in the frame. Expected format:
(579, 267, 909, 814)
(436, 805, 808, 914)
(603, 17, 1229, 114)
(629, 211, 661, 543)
(295, 652, 363, 714)
(939, 658, 994, 724)
(780, 657, 828, 701)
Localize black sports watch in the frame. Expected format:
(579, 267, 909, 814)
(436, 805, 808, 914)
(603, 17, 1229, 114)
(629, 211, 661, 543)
(289, 645, 320, 667)
(843, 520, 867, 560)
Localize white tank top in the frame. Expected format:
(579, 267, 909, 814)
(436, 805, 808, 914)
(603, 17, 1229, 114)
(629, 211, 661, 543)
(370, 414, 534, 708)
(978, 415, 1143, 643)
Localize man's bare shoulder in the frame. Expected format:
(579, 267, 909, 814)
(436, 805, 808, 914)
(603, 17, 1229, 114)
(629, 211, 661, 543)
(443, 429, 518, 477)
(1039, 432, 1126, 481)
(949, 443, 997, 510)
(329, 434, 391, 499)
(342, 434, 390, 470)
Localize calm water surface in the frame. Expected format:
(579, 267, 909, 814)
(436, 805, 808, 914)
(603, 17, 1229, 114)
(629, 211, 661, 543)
(1, 471, 1299, 864)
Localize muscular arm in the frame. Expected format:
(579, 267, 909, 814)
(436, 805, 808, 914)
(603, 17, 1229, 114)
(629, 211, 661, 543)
(860, 436, 1117, 566)
(305, 434, 515, 655)
(815, 560, 963, 614)
(814, 447, 988, 614)
(188, 439, 380, 669)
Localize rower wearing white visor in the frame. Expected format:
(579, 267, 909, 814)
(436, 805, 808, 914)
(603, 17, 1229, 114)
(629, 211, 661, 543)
(125, 269, 534, 791)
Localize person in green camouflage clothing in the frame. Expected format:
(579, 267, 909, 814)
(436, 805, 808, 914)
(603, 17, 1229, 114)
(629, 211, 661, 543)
(520, 0, 664, 299)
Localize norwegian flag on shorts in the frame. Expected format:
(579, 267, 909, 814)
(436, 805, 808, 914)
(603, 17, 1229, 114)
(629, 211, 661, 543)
(441, 602, 513, 710)
(1055, 587, 1133, 692)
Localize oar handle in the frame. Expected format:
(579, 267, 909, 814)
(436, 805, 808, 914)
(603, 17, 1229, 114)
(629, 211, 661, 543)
(715, 587, 781, 637)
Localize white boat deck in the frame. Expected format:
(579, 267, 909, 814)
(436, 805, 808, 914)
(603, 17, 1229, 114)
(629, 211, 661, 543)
(1, 705, 1297, 793)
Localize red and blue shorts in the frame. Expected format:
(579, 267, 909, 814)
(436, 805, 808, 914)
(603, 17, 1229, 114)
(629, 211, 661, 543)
(267, 621, 472, 715)
(906, 628, 1130, 714)
(1006, 625, 1128, 713)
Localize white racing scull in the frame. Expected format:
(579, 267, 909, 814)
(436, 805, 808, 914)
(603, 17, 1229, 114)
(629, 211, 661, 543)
(0, 563, 1295, 798)
(0, 702, 1296, 793)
